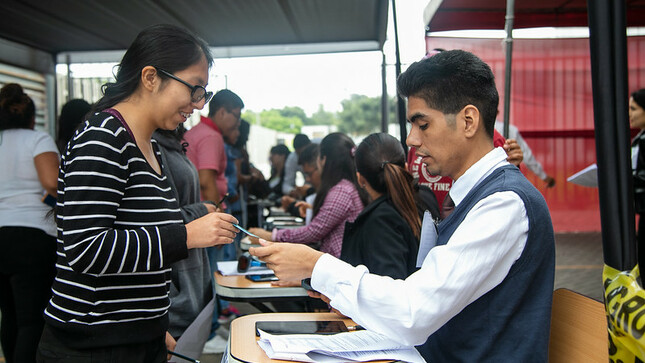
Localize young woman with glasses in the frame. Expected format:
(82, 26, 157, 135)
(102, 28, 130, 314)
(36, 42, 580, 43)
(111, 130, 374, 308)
(37, 24, 238, 362)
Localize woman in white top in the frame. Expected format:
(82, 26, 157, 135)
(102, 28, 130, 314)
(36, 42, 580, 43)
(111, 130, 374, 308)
(0, 83, 59, 363)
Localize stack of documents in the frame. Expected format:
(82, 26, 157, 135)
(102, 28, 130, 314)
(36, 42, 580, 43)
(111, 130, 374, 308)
(256, 329, 425, 363)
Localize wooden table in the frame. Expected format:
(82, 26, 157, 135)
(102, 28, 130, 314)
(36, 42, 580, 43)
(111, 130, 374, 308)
(214, 272, 308, 313)
(227, 312, 354, 363)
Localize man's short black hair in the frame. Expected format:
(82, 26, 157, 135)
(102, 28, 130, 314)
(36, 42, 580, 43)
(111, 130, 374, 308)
(293, 133, 311, 150)
(298, 143, 319, 166)
(397, 49, 499, 139)
(208, 89, 244, 117)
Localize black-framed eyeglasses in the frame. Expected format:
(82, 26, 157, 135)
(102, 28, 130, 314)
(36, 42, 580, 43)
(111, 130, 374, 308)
(154, 67, 213, 104)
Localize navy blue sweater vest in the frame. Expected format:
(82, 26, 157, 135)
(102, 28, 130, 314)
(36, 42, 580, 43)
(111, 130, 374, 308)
(416, 165, 555, 362)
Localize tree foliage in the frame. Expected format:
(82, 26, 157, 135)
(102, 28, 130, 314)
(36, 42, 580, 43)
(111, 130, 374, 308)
(243, 95, 397, 136)
(337, 94, 396, 136)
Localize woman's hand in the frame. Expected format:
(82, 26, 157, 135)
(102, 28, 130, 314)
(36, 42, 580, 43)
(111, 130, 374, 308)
(204, 202, 218, 213)
(185, 212, 239, 249)
(294, 201, 312, 219)
(165, 332, 176, 361)
(248, 228, 272, 243)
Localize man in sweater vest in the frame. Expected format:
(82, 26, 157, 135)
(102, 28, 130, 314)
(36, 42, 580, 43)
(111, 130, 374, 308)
(251, 49, 555, 362)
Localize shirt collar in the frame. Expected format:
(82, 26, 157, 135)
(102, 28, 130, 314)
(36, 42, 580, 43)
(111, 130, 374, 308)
(448, 147, 510, 207)
(200, 115, 222, 135)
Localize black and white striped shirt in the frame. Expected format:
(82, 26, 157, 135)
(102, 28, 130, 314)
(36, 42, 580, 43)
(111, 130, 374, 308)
(44, 111, 188, 348)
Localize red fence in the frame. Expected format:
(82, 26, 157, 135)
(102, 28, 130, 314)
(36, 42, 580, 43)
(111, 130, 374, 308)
(425, 36, 645, 232)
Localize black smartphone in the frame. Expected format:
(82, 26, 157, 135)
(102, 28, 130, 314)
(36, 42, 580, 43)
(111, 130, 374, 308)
(255, 321, 349, 336)
(301, 278, 314, 291)
(245, 273, 279, 282)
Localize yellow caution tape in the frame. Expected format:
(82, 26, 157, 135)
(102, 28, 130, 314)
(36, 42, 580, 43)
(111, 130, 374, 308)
(604, 264, 645, 362)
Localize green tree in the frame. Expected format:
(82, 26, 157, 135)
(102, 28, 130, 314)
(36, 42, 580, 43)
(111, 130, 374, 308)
(338, 94, 395, 136)
(309, 105, 339, 126)
(280, 106, 310, 125)
(257, 109, 302, 133)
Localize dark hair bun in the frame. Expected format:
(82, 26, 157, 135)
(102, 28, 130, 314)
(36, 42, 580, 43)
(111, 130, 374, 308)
(0, 83, 25, 108)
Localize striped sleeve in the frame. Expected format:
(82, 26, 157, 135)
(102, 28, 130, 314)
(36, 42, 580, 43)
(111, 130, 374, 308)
(59, 118, 186, 275)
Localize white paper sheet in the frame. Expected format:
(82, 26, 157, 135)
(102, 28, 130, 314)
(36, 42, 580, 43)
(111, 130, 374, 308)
(567, 163, 598, 187)
(257, 329, 426, 363)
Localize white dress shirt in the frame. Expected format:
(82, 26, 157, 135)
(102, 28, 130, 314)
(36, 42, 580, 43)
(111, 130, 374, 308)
(311, 147, 529, 346)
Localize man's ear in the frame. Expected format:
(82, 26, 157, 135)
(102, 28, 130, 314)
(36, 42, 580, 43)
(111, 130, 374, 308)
(462, 105, 481, 139)
(140, 66, 158, 92)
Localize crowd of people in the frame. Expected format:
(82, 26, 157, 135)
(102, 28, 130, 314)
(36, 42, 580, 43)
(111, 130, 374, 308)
(0, 23, 614, 363)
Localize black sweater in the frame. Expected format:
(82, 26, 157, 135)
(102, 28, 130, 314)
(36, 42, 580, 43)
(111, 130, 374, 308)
(340, 196, 419, 280)
(44, 111, 188, 348)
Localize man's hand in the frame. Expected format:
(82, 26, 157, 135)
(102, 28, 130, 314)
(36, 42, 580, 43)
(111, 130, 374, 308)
(543, 175, 556, 188)
(308, 291, 345, 317)
(281, 196, 296, 210)
(503, 139, 523, 166)
(250, 239, 324, 283)
(185, 212, 239, 249)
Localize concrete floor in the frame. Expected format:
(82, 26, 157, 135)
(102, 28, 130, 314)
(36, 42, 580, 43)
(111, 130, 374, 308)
(0, 232, 608, 363)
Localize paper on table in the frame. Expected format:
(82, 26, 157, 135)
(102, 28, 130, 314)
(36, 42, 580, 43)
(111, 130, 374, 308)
(567, 163, 598, 187)
(257, 329, 425, 363)
(217, 260, 273, 276)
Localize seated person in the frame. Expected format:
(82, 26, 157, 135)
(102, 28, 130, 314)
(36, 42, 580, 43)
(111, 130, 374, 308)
(250, 133, 367, 258)
(283, 133, 312, 197)
(266, 144, 290, 202)
(280, 143, 319, 219)
(341, 133, 421, 279)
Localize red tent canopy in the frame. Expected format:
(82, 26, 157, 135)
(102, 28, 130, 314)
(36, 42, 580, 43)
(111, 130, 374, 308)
(425, 0, 645, 32)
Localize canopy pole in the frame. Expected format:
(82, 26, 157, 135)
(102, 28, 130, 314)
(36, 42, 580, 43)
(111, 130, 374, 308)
(502, 0, 515, 139)
(587, 0, 635, 270)
(381, 51, 388, 133)
(392, 0, 408, 152)
(66, 54, 73, 101)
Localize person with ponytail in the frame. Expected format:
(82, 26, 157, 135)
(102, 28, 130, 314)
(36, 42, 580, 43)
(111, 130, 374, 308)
(37, 24, 238, 362)
(0, 83, 59, 363)
(250, 133, 367, 258)
(340, 133, 421, 279)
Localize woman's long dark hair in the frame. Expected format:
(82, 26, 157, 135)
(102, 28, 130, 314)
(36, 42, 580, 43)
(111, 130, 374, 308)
(355, 133, 421, 239)
(92, 24, 213, 113)
(313, 133, 368, 216)
(0, 83, 35, 130)
(57, 98, 91, 152)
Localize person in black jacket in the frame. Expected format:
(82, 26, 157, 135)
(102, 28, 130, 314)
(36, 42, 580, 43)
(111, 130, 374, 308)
(630, 88, 645, 268)
(340, 133, 421, 279)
